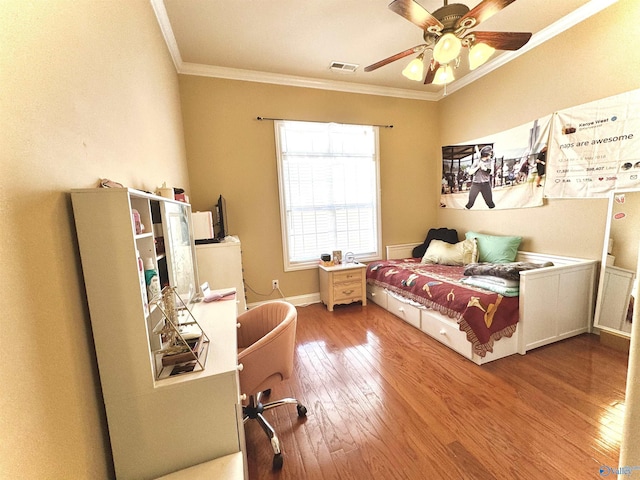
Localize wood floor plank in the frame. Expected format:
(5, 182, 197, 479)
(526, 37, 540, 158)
(244, 303, 628, 479)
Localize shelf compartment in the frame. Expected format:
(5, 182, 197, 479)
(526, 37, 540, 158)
(150, 286, 210, 381)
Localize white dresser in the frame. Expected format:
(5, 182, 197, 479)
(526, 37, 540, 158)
(196, 238, 247, 312)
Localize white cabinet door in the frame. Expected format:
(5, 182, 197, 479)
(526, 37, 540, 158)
(599, 266, 635, 334)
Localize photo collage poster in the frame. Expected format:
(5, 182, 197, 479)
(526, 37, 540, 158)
(440, 116, 551, 210)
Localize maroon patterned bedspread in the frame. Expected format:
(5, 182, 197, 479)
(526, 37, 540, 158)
(366, 259, 519, 357)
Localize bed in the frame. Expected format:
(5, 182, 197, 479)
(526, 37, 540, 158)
(366, 233, 598, 365)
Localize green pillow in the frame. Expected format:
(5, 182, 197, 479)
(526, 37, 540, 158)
(465, 232, 522, 263)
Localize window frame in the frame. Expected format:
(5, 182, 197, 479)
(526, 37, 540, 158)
(274, 120, 382, 272)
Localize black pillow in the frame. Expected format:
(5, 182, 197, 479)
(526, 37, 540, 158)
(412, 228, 459, 258)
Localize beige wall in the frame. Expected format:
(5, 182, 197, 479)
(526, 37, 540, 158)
(436, 0, 640, 259)
(179, 77, 441, 303)
(0, 1, 188, 478)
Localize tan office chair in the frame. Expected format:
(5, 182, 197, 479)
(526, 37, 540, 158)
(237, 301, 307, 470)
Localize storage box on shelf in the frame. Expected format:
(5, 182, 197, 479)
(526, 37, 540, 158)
(71, 188, 247, 480)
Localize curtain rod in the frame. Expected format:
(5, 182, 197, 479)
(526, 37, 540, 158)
(256, 116, 393, 129)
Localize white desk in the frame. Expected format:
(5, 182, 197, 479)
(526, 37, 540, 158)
(155, 452, 244, 479)
(109, 298, 247, 479)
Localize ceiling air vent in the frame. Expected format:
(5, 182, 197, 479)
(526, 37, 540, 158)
(329, 61, 359, 73)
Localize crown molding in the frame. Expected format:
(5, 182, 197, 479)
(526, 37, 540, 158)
(151, 0, 618, 102)
(150, 0, 437, 101)
(178, 63, 440, 101)
(150, 0, 182, 70)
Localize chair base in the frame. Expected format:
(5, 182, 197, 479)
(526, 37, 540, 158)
(243, 390, 307, 470)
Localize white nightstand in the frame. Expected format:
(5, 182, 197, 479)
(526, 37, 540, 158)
(318, 262, 367, 311)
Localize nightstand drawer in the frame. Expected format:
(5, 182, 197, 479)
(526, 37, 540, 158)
(333, 270, 363, 284)
(333, 282, 362, 302)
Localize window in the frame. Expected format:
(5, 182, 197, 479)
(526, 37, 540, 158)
(275, 121, 381, 271)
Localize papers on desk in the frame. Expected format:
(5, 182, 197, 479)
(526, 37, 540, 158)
(201, 282, 236, 303)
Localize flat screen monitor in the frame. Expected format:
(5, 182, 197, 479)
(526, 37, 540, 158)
(215, 195, 228, 240)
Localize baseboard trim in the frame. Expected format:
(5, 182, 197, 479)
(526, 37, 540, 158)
(247, 292, 321, 309)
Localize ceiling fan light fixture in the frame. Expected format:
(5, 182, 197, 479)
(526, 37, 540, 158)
(468, 42, 496, 70)
(402, 54, 425, 82)
(432, 64, 455, 85)
(432, 32, 462, 64)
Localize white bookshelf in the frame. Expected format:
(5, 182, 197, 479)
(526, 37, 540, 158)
(71, 188, 246, 479)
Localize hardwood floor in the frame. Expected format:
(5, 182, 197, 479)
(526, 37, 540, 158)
(244, 302, 629, 479)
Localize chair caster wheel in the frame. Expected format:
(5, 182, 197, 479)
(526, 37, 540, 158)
(273, 453, 283, 470)
(297, 404, 307, 417)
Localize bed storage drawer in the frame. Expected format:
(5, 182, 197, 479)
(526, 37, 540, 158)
(387, 295, 420, 329)
(366, 284, 388, 309)
(420, 311, 472, 359)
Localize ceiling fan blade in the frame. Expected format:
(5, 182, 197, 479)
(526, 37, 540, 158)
(388, 0, 443, 32)
(424, 61, 439, 84)
(457, 0, 517, 30)
(364, 44, 426, 72)
(467, 31, 532, 50)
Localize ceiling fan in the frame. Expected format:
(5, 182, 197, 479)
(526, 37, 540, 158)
(364, 0, 532, 85)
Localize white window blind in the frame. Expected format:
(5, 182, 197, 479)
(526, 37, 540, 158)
(275, 120, 381, 271)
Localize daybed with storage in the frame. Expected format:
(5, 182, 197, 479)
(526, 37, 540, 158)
(366, 232, 599, 365)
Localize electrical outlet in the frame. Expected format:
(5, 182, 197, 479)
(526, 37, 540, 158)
(272, 279, 279, 290)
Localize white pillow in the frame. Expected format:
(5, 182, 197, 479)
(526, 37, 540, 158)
(421, 239, 478, 266)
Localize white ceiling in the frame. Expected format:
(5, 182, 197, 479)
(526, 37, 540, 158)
(152, 0, 617, 101)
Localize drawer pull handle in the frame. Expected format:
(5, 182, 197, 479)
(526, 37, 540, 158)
(237, 363, 244, 372)
(398, 307, 404, 313)
(439, 329, 447, 335)
(342, 289, 354, 295)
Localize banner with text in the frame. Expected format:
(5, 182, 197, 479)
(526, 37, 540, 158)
(545, 89, 640, 198)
